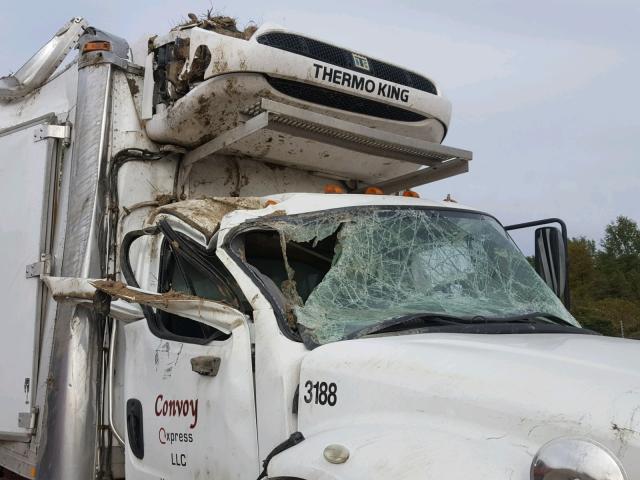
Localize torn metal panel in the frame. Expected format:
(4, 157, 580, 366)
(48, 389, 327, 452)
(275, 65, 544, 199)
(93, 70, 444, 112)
(43, 276, 97, 300)
(42, 276, 144, 322)
(0, 17, 87, 100)
(149, 197, 262, 239)
(92, 280, 246, 332)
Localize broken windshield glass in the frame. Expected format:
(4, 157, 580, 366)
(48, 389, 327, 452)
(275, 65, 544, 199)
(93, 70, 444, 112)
(247, 207, 578, 346)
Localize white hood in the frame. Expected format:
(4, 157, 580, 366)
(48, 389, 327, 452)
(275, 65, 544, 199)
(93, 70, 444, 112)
(287, 333, 640, 479)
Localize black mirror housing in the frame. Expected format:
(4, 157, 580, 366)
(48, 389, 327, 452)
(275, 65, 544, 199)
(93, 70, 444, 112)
(505, 218, 571, 309)
(534, 226, 569, 307)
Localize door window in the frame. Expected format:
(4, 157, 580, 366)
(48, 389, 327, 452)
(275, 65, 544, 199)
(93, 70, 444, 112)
(151, 229, 247, 344)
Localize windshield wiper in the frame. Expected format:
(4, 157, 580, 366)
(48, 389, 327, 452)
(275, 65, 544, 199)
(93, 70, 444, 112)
(479, 312, 575, 327)
(346, 313, 478, 340)
(346, 311, 584, 340)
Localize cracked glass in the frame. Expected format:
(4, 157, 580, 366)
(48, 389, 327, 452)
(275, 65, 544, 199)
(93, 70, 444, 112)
(261, 207, 578, 345)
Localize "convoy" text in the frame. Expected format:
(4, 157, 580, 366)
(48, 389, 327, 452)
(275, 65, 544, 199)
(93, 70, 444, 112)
(155, 394, 199, 429)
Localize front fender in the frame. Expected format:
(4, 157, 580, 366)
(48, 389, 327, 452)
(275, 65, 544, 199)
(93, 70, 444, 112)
(268, 424, 533, 480)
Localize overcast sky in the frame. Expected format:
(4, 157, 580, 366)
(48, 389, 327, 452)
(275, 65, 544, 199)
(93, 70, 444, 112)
(1, 0, 638, 250)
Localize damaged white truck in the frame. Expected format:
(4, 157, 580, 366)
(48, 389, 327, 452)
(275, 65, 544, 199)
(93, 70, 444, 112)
(0, 15, 637, 480)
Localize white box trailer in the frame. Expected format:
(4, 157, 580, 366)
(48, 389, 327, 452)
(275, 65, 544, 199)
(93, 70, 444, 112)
(0, 15, 637, 480)
(0, 116, 60, 439)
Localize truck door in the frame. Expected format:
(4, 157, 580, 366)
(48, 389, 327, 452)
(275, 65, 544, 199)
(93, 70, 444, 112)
(122, 230, 259, 479)
(0, 118, 60, 440)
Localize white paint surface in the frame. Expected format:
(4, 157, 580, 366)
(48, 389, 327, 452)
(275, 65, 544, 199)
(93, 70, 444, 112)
(123, 318, 259, 479)
(0, 124, 51, 435)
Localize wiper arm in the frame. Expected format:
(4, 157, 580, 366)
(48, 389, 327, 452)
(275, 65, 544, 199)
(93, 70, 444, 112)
(483, 312, 574, 327)
(346, 311, 578, 341)
(346, 313, 477, 340)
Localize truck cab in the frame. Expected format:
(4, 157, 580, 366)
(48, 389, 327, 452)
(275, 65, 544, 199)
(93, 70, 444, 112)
(0, 14, 637, 480)
(102, 192, 637, 480)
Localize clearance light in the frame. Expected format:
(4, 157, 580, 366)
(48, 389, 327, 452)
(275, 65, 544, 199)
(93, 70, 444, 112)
(403, 190, 420, 198)
(82, 41, 112, 53)
(364, 186, 384, 195)
(264, 199, 279, 207)
(324, 184, 346, 194)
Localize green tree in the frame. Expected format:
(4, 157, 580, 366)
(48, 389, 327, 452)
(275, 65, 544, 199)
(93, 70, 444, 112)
(566, 217, 640, 338)
(567, 236, 596, 303)
(601, 216, 640, 257)
(591, 298, 640, 338)
(596, 216, 640, 302)
(572, 304, 616, 336)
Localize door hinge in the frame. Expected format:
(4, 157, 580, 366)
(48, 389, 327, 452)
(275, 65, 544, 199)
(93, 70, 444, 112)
(18, 408, 38, 431)
(34, 123, 71, 146)
(26, 253, 52, 278)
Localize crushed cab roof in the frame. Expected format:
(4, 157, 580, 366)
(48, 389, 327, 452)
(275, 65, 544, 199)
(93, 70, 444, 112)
(216, 192, 479, 236)
(148, 193, 478, 243)
(149, 197, 263, 239)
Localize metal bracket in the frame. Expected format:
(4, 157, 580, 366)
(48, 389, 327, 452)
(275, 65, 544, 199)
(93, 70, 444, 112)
(182, 98, 472, 191)
(34, 123, 71, 146)
(17, 413, 30, 429)
(25, 253, 52, 278)
(18, 408, 38, 431)
(355, 158, 469, 193)
(78, 52, 144, 76)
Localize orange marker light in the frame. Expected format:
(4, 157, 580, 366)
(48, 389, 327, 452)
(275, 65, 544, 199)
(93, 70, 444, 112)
(324, 184, 345, 194)
(364, 186, 384, 195)
(403, 190, 420, 198)
(82, 41, 112, 53)
(264, 199, 279, 207)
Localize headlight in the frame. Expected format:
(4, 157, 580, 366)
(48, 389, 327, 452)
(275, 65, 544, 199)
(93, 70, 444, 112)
(531, 437, 627, 480)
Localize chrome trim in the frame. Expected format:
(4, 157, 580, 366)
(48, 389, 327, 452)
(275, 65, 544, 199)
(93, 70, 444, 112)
(0, 113, 57, 137)
(36, 60, 114, 480)
(531, 437, 627, 480)
(82, 64, 112, 279)
(108, 320, 125, 446)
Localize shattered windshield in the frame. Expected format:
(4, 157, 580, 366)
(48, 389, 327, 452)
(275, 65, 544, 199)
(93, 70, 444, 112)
(243, 207, 578, 346)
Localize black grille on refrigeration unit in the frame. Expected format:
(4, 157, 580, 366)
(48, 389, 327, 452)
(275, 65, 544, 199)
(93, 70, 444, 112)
(265, 76, 427, 122)
(256, 32, 438, 95)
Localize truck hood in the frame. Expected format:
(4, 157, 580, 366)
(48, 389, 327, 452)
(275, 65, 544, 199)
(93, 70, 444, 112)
(297, 333, 640, 476)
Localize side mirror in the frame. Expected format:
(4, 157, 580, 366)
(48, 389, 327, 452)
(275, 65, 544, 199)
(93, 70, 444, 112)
(534, 227, 569, 307)
(505, 218, 571, 309)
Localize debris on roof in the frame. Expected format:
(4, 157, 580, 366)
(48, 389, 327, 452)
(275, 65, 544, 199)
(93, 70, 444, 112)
(176, 9, 258, 40)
